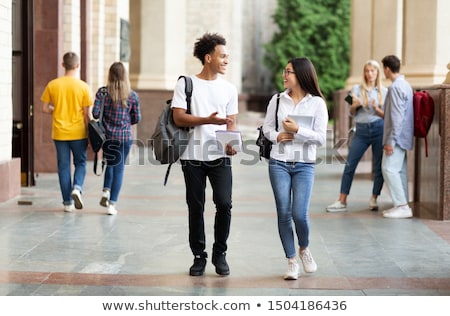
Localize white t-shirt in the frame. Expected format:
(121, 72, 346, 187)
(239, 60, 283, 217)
(171, 75, 238, 161)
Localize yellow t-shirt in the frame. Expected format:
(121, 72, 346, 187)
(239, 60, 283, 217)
(41, 76, 93, 140)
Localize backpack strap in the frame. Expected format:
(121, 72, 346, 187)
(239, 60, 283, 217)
(164, 163, 173, 186)
(97, 86, 107, 121)
(93, 152, 106, 176)
(164, 76, 193, 186)
(178, 75, 193, 114)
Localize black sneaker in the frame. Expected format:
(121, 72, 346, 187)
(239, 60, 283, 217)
(212, 253, 230, 276)
(189, 255, 207, 276)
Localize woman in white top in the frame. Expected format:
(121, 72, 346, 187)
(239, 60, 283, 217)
(263, 57, 328, 280)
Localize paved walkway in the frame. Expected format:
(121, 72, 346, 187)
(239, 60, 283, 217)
(0, 112, 449, 296)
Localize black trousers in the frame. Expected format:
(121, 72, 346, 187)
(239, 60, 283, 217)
(181, 158, 232, 258)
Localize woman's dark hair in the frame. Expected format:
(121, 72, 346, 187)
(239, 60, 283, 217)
(289, 57, 325, 100)
(381, 55, 401, 73)
(193, 33, 226, 65)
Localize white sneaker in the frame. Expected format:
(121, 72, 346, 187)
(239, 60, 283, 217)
(100, 190, 110, 207)
(71, 189, 84, 209)
(283, 258, 299, 280)
(299, 248, 317, 273)
(382, 207, 393, 215)
(64, 204, 74, 212)
(369, 197, 378, 211)
(326, 200, 347, 212)
(383, 205, 412, 219)
(107, 204, 117, 215)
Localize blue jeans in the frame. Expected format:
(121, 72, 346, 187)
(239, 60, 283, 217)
(54, 139, 87, 206)
(269, 159, 315, 259)
(181, 158, 232, 258)
(340, 120, 384, 196)
(102, 139, 132, 204)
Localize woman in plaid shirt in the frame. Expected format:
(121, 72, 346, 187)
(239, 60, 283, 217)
(92, 62, 141, 215)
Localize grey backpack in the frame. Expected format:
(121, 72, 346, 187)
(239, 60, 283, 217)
(151, 76, 192, 185)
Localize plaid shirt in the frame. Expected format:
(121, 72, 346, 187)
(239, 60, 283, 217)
(92, 88, 141, 142)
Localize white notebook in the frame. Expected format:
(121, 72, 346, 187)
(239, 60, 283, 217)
(215, 130, 243, 152)
(288, 115, 314, 129)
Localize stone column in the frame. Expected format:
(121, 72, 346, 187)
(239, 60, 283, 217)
(129, 0, 187, 90)
(348, 0, 449, 87)
(346, 0, 404, 88)
(402, 0, 450, 86)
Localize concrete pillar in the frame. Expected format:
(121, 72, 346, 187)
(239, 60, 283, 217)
(347, 0, 403, 88)
(129, 0, 187, 90)
(402, 0, 450, 86)
(129, 0, 243, 91)
(347, 0, 449, 88)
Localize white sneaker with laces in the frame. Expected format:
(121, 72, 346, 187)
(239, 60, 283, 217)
(100, 190, 110, 207)
(326, 200, 347, 212)
(299, 248, 317, 273)
(71, 189, 84, 209)
(284, 258, 299, 280)
(369, 197, 378, 211)
(107, 204, 117, 215)
(383, 205, 412, 219)
(64, 204, 75, 212)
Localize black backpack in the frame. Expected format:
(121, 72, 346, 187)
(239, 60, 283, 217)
(151, 76, 193, 185)
(88, 86, 107, 175)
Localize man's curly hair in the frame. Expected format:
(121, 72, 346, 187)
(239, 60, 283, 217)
(193, 33, 226, 65)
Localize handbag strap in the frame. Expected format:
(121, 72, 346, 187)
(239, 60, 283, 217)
(97, 86, 108, 121)
(275, 93, 280, 131)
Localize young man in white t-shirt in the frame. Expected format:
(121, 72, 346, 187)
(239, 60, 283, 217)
(172, 32, 238, 276)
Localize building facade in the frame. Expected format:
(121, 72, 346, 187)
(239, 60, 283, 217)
(0, 0, 449, 203)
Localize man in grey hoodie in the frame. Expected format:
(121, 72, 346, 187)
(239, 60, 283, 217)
(380, 55, 414, 219)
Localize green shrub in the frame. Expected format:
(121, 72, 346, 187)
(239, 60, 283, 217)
(264, 0, 350, 109)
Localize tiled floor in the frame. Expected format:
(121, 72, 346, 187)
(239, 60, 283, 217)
(1, 115, 449, 296)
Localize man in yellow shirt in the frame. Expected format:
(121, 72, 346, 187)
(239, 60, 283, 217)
(41, 52, 93, 212)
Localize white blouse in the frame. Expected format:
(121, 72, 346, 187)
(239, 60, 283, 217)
(262, 90, 328, 163)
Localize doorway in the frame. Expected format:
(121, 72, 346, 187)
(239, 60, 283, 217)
(12, 0, 34, 186)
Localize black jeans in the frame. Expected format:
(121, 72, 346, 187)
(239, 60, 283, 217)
(181, 158, 232, 258)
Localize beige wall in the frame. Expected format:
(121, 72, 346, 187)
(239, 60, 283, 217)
(0, 0, 12, 162)
(129, 0, 245, 92)
(0, 0, 20, 201)
(63, 0, 81, 54)
(402, 0, 450, 86)
(129, 0, 187, 90)
(89, 0, 129, 92)
(347, 0, 450, 88)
